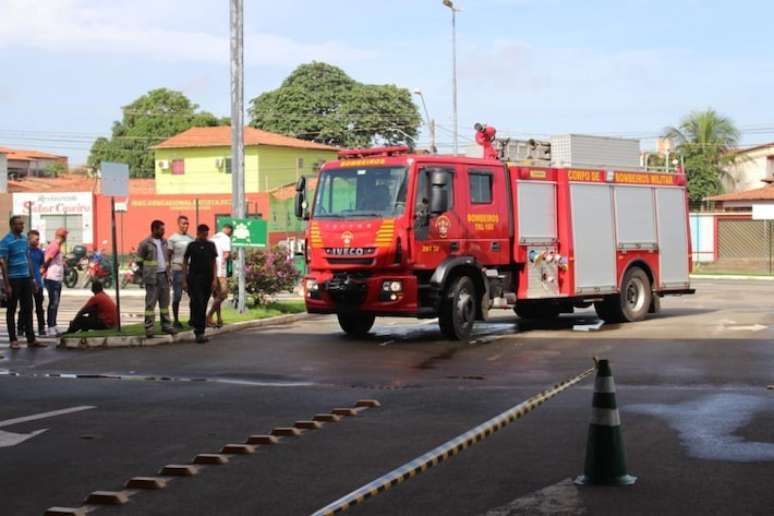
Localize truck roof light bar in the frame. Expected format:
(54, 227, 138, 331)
(337, 146, 411, 159)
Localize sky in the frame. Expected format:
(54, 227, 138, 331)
(1, 0, 774, 165)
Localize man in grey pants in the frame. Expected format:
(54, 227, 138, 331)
(137, 220, 177, 338)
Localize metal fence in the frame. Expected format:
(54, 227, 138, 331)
(702, 218, 774, 274)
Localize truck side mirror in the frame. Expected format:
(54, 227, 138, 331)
(430, 171, 449, 214)
(294, 176, 308, 220)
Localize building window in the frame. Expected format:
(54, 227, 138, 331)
(171, 159, 185, 175)
(469, 171, 493, 204)
(225, 158, 232, 174)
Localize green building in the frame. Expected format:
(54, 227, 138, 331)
(151, 126, 337, 195)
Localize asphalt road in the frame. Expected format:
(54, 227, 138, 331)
(1, 278, 773, 516)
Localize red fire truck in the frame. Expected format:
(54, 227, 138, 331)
(294, 125, 694, 340)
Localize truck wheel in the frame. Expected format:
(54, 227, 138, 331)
(337, 313, 375, 337)
(439, 276, 477, 340)
(514, 300, 560, 320)
(594, 267, 652, 323)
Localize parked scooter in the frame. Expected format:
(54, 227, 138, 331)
(83, 249, 114, 289)
(63, 244, 89, 288)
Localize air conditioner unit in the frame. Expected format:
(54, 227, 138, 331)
(215, 158, 225, 168)
(158, 160, 169, 170)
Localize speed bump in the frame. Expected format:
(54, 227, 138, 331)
(83, 490, 129, 505)
(125, 477, 168, 490)
(44, 508, 87, 516)
(355, 399, 381, 408)
(159, 464, 199, 477)
(246, 434, 279, 445)
(272, 427, 302, 437)
(294, 420, 322, 430)
(222, 443, 256, 455)
(313, 413, 342, 423)
(332, 408, 357, 417)
(193, 453, 230, 465)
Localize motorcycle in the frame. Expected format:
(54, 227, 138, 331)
(83, 250, 114, 289)
(63, 244, 89, 288)
(121, 255, 144, 288)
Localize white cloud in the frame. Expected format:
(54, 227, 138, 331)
(0, 0, 374, 66)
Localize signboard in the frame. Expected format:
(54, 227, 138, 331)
(100, 162, 129, 197)
(752, 204, 774, 220)
(12, 192, 94, 244)
(228, 218, 267, 248)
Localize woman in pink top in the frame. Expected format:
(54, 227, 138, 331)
(42, 228, 68, 336)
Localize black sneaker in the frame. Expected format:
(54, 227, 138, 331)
(195, 334, 208, 344)
(162, 326, 177, 336)
(173, 321, 184, 330)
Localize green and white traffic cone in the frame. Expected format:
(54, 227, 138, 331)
(575, 359, 636, 486)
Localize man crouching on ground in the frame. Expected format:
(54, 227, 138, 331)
(67, 280, 117, 333)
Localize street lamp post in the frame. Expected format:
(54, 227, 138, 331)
(413, 90, 437, 153)
(230, 0, 246, 313)
(442, 0, 460, 155)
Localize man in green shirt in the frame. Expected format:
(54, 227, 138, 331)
(167, 215, 193, 329)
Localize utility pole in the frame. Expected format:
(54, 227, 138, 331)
(413, 90, 437, 153)
(442, 0, 460, 155)
(230, 0, 246, 313)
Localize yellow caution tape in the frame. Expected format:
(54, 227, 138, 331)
(311, 367, 595, 515)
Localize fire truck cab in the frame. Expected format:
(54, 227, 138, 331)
(295, 126, 693, 340)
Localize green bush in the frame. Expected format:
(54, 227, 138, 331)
(231, 246, 301, 306)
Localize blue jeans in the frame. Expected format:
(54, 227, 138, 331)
(45, 279, 62, 328)
(172, 270, 183, 322)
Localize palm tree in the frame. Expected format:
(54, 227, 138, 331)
(663, 109, 742, 202)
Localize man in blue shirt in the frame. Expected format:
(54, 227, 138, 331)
(0, 216, 40, 349)
(18, 229, 46, 337)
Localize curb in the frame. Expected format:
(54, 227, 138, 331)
(58, 312, 311, 350)
(690, 274, 774, 281)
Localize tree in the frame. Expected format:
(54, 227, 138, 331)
(87, 89, 226, 178)
(43, 161, 66, 178)
(248, 62, 421, 148)
(663, 109, 741, 203)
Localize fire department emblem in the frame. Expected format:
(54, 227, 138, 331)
(435, 215, 451, 239)
(341, 231, 354, 247)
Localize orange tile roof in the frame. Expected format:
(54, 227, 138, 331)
(707, 184, 774, 202)
(0, 146, 67, 161)
(8, 174, 155, 194)
(151, 126, 338, 152)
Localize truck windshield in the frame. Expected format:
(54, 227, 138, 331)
(313, 166, 408, 218)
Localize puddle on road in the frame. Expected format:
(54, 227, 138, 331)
(627, 394, 774, 462)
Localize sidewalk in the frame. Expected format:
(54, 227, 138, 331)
(690, 273, 774, 281)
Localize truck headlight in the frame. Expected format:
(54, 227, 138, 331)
(305, 279, 319, 292)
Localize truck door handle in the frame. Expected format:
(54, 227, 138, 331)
(491, 242, 501, 252)
(450, 241, 460, 252)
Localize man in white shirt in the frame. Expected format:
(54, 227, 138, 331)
(137, 220, 176, 338)
(168, 215, 193, 329)
(206, 223, 233, 328)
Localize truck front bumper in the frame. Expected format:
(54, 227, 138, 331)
(304, 271, 421, 316)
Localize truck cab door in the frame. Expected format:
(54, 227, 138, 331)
(412, 165, 463, 270)
(462, 166, 509, 264)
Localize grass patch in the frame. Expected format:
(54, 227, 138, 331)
(63, 300, 306, 338)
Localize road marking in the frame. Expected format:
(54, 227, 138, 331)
(0, 405, 95, 448)
(379, 340, 394, 347)
(726, 324, 767, 332)
(478, 478, 585, 516)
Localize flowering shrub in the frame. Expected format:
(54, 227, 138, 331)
(230, 246, 301, 306)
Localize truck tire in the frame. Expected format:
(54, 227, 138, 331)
(514, 300, 560, 320)
(337, 313, 375, 337)
(594, 266, 652, 323)
(439, 276, 477, 340)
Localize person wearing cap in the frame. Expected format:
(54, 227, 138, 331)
(42, 227, 68, 336)
(182, 224, 218, 343)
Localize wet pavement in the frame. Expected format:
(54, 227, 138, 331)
(0, 278, 773, 515)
